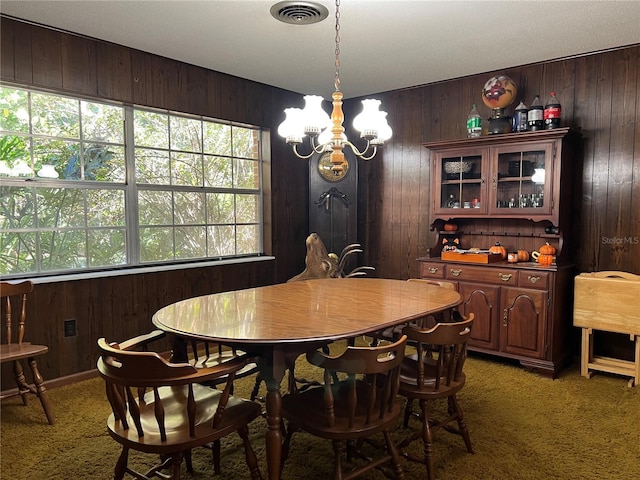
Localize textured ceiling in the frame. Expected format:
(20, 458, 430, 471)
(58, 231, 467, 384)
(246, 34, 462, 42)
(2, 0, 639, 99)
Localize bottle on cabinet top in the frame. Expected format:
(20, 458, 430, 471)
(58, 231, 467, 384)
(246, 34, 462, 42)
(527, 95, 544, 131)
(513, 101, 528, 132)
(544, 92, 562, 129)
(466, 104, 482, 138)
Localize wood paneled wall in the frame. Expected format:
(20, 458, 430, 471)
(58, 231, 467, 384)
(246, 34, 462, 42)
(1, 16, 638, 387)
(357, 45, 640, 280)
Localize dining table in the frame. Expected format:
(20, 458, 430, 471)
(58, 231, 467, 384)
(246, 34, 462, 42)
(152, 277, 462, 479)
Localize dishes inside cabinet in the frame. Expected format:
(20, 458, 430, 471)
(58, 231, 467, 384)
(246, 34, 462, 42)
(443, 160, 476, 179)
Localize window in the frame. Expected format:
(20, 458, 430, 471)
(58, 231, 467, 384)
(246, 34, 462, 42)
(0, 85, 266, 277)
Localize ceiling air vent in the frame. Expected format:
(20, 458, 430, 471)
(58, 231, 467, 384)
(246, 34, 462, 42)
(270, 1, 329, 25)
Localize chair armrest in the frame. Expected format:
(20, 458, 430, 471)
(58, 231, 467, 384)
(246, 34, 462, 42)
(98, 337, 256, 387)
(118, 330, 166, 351)
(306, 336, 407, 374)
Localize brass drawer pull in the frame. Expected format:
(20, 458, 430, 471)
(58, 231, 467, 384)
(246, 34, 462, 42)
(450, 269, 462, 277)
(428, 267, 439, 274)
(528, 275, 541, 284)
(499, 273, 513, 282)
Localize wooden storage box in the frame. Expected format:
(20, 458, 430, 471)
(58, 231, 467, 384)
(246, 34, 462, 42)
(441, 251, 503, 264)
(573, 271, 640, 387)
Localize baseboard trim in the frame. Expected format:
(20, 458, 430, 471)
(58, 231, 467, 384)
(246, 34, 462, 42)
(0, 368, 99, 400)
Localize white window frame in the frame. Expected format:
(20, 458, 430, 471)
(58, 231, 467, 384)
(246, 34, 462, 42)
(0, 84, 271, 280)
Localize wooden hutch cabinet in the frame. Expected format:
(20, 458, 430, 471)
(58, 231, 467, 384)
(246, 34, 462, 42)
(418, 128, 581, 377)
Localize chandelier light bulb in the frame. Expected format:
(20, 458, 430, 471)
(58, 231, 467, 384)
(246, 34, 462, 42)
(301, 95, 330, 136)
(353, 99, 382, 138)
(277, 107, 306, 143)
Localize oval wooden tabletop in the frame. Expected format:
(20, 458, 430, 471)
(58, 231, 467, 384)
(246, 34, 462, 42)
(152, 278, 462, 344)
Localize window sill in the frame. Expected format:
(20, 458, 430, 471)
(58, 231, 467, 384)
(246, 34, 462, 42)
(7, 256, 275, 285)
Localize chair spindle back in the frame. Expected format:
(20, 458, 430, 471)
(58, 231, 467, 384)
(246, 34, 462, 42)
(1, 281, 34, 346)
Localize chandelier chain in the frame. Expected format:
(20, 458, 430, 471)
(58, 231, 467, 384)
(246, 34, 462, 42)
(334, 0, 341, 92)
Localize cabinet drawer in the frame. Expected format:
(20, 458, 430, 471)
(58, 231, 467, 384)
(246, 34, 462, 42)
(518, 271, 550, 290)
(444, 264, 517, 286)
(419, 262, 445, 279)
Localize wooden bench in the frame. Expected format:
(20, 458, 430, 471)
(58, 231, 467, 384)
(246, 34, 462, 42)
(573, 271, 640, 387)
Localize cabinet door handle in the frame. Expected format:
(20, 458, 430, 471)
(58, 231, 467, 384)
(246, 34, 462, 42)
(498, 273, 513, 282)
(503, 308, 509, 327)
(450, 269, 462, 277)
(528, 275, 541, 284)
(492, 172, 498, 190)
(428, 267, 439, 274)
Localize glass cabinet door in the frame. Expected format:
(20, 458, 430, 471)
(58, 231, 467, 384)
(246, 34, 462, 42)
(490, 142, 553, 216)
(435, 149, 486, 214)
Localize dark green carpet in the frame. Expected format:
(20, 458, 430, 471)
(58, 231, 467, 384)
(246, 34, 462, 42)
(2, 347, 639, 480)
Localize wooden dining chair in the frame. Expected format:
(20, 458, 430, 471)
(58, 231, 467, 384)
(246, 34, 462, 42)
(372, 278, 458, 344)
(97, 330, 263, 480)
(397, 314, 475, 480)
(0, 281, 55, 424)
(406, 278, 457, 326)
(281, 335, 408, 480)
(185, 337, 273, 457)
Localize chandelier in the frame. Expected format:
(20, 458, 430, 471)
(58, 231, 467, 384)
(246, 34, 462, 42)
(276, 0, 392, 177)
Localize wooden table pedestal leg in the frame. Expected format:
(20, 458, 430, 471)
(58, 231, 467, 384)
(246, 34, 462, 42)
(265, 381, 283, 479)
(259, 350, 286, 480)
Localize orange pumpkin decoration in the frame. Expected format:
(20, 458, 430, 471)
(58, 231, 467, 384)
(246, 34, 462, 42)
(539, 242, 556, 255)
(533, 243, 556, 265)
(443, 223, 458, 232)
(489, 242, 507, 259)
(537, 253, 554, 266)
(516, 249, 530, 262)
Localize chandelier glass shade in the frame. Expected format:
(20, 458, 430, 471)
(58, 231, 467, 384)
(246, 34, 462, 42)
(277, 0, 391, 176)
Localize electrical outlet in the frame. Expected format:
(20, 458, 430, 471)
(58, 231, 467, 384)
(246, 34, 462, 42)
(64, 318, 76, 337)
